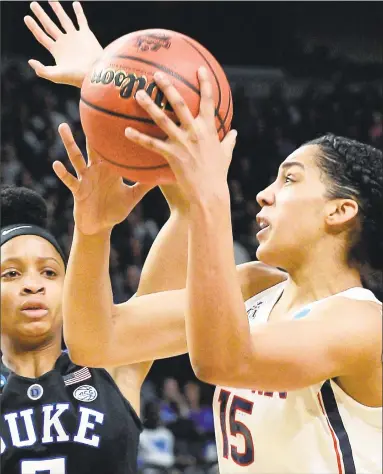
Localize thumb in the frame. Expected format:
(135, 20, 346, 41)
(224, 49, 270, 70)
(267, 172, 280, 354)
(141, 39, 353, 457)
(128, 182, 156, 204)
(222, 129, 238, 161)
(28, 60, 60, 83)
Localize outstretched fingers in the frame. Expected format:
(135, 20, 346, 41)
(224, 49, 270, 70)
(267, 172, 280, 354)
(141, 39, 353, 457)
(48, 1, 76, 33)
(29, 2, 62, 40)
(52, 161, 79, 195)
(72, 2, 88, 29)
(24, 14, 55, 51)
(58, 123, 87, 178)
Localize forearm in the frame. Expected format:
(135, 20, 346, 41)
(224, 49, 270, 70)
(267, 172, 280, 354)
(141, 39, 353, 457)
(137, 207, 189, 296)
(130, 186, 189, 359)
(186, 188, 252, 378)
(63, 227, 114, 362)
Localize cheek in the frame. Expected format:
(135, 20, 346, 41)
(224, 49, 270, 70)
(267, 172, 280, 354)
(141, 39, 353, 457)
(273, 195, 325, 244)
(277, 193, 324, 225)
(48, 283, 64, 314)
(1, 288, 17, 328)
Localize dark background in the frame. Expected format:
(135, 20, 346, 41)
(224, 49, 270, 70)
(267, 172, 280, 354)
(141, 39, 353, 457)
(2, 2, 383, 68)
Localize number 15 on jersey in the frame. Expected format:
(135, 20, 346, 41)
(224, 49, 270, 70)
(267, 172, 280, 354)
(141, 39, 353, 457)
(218, 389, 255, 466)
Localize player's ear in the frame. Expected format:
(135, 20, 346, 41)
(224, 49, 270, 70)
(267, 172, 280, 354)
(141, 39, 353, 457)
(324, 198, 359, 229)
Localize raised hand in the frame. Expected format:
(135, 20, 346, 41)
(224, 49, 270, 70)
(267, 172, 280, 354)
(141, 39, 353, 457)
(54, 123, 154, 235)
(24, 1, 103, 87)
(125, 67, 237, 201)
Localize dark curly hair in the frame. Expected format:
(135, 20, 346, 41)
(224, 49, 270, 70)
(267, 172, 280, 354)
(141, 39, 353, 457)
(304, 134, 383, 271)
(1, 185, 48, 228)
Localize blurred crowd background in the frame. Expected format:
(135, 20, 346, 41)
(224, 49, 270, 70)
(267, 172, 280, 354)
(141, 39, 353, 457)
(1, 2, 382, 472)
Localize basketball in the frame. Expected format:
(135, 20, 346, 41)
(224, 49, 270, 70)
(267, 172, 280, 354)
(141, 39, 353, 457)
(80, 29, 233, 183)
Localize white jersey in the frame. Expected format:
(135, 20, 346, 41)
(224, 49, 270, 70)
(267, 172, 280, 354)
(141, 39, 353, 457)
(213, 282, 382, 474)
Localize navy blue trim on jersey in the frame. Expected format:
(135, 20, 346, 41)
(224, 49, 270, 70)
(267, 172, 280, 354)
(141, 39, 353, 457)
(320, 381, 356, 474)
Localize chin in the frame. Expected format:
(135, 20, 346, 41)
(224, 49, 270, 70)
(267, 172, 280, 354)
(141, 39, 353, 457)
(20, 320, 53, 339)
(256, 242, 285, 269)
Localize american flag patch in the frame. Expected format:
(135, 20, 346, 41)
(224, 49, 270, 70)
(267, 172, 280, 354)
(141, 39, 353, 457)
(63, 367, 91, 386)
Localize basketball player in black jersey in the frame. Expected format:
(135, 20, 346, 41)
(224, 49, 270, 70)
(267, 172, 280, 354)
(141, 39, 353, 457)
(0, 185, 151, 474)
(0, 171, 201, 474)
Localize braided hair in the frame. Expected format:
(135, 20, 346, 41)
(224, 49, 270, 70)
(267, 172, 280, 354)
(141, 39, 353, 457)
(305, 134, 383, 272)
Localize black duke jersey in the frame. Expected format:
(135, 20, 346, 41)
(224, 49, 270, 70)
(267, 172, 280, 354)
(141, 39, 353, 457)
(0, 352, 142, 474)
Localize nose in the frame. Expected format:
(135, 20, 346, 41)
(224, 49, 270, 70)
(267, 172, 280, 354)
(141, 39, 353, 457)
(256, 183, 275, 207)
(21, 277, 45, 296)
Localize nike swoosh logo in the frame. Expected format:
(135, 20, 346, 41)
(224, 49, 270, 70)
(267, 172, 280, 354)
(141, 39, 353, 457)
(2, 225, 32, 236)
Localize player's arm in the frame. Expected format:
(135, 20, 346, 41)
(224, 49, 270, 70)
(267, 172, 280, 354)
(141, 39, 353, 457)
(101, 261, 286, 367)
(119, 185, 190, 376)
(105, 185, 190, 411)
(65, 231, 285, 367)
(25, 1, 102, 87)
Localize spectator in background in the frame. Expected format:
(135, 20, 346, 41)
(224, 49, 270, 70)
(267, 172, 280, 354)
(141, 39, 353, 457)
(123, 265, 143, 301)
(109, 246, 126, 304)
(369, 111, 383, 148)
(184, 382, 217, 468)
(139, 402, 175, 474)
(159, 379, 200, 472)
(159, 378, 189, 425)
(184, 382, 214, 438)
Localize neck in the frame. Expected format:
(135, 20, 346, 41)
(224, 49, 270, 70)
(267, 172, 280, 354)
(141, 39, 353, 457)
(280, 247, 362, 311)
(1, 335, 62, 378)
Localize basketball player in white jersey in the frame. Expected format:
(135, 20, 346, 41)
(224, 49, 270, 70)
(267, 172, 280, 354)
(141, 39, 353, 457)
(25, 3, 382, 473)
(122, 68, 383, 473)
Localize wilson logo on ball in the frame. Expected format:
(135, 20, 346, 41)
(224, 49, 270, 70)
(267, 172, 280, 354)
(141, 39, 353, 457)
(136, 34, 172, 52)
(90, 68, 174, 112)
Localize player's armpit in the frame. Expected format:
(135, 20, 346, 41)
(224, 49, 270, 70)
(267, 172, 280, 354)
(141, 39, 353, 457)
(195, 298, 382, 392)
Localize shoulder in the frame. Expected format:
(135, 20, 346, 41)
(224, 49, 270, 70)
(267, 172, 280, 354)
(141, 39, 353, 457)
(312, 294, 381, 325)
(236, 261, 288, 301)
(309, 296, 382, 370)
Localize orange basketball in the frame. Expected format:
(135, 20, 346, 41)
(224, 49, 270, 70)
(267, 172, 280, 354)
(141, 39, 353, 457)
(80, 29, 233, 183)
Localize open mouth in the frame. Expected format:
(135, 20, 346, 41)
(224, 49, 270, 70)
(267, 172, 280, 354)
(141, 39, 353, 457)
(256, 217, 271, 236)
(256, 225, 270, 238)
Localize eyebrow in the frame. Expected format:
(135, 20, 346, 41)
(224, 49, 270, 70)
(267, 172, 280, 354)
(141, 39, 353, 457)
(280, 161, 305, 171)
(1, 257, 62, 266)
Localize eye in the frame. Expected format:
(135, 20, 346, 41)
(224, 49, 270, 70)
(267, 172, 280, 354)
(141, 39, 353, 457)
(284, 174, 294, 184)
(42, 269, 58, 278)
(1, 269, 20, 279)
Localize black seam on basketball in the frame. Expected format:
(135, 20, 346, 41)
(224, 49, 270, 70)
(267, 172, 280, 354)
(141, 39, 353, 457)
(113, 55, 200, 95)
(81, 97, 156, 124)
(113, 50, 227, 135)
(179, 37, 227, 136)
(80, 97, 181, 127)
(94, 146, 170, 171)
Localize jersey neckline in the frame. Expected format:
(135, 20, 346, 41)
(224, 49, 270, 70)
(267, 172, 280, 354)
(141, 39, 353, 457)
(256, 282, 381, 324)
